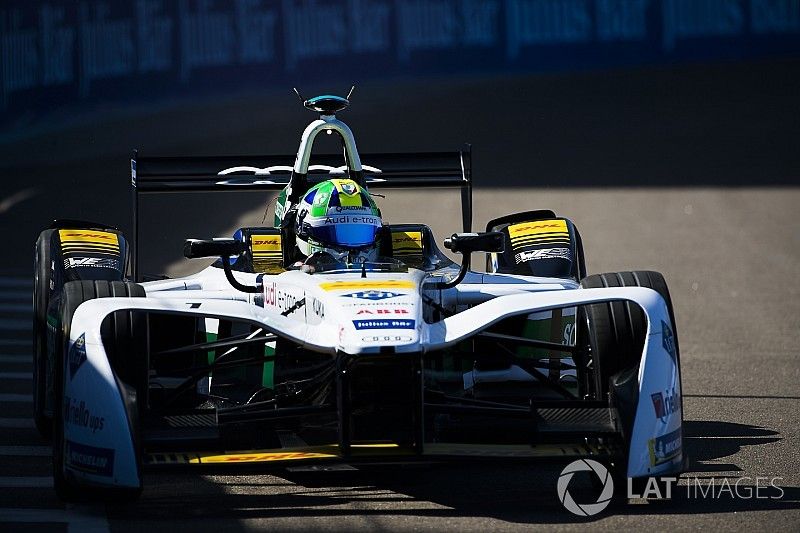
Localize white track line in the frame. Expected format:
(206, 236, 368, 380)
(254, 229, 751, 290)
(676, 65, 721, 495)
(0, 372, 31, 379)
(0, 476, 52, 488)
(0, 319, 29, 330)
(0, 393, 33, 402)
(0, 303, 31, 312)
(0, 445, 50, 456)
(0, 290, 30, 301)
(0, 355, 30, 363)
(0, 277, 29, 288)
(0, 506, 110, 533)
(0, 340, 31, 347)
(0, 418, 35, 428)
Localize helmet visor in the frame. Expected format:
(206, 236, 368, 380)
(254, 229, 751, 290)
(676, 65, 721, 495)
(307, 222, 381, 248)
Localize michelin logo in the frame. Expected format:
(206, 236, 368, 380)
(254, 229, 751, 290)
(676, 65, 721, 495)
(648, 427, 682, 466)
(65, 440, 115, 477)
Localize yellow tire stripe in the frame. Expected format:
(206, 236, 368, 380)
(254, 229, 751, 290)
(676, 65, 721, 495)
(510, 232, 569, 240)
(61, 247, 120, 254)
(61, 246, 120, 254)
(61, 242, 119, 248)
(510, 231, 569, 239)
(510, 238, 571, 246)
(511, 239, 571, 246)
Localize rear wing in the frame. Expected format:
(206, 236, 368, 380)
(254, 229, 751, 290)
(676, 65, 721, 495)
(130, 148, 472, 281)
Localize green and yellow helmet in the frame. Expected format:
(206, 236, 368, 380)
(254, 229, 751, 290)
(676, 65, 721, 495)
(294, 179, 382, 256)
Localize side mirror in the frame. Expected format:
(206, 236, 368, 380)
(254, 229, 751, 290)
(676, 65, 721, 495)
(184, 238, 246, 259)
(183, 238, 258, 293)
(435, 232, 505, 290)
(443, 232, 504, 254)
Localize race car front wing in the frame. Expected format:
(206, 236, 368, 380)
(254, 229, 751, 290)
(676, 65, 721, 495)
(60, 286, 682, 490)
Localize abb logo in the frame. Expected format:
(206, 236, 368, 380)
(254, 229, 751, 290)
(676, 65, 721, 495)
(356, 308, 409, 315)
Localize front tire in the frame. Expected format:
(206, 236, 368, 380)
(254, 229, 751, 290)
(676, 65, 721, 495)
(580, 271, 683, 498)
(580, 271, 680, 394)
(52, 280, 146, 502)
(33, 230, 56, 439)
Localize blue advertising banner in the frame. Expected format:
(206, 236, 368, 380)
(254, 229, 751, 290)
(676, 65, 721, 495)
(1, 0, 799, 124)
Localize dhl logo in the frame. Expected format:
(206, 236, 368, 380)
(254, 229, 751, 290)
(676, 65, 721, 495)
(59, 230, 119, 253)
(251, 235, 282, 255)
(192, 451, 335, 463)
(392, 231, 423, 254)
(392, 233, 422, 244)
(515, 224, 559, 231)
(508, 220, 568, 240)
(59, 230, 118, 243)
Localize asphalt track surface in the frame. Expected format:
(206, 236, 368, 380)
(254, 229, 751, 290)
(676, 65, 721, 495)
(0, 60, 798, 531)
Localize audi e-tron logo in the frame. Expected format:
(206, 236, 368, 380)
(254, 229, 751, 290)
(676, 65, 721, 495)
(557, 459, 614, 516)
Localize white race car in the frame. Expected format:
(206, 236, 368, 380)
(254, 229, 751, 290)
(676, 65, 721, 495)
(33, 93, 684, 502)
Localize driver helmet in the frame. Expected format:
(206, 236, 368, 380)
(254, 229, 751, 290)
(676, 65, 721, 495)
(295, 178, 383, 262)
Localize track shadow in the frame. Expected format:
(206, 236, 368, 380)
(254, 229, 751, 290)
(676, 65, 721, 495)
(101, 420, 795, 529)
(683, 420, 781, 474)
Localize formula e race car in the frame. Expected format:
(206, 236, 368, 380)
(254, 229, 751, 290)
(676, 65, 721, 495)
(32, 93, 684, 502)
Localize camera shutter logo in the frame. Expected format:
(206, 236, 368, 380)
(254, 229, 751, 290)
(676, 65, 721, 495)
(557, 459, 614, 516)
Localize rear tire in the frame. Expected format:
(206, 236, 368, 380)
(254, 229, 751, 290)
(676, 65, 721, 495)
(52, 280, 146, 502)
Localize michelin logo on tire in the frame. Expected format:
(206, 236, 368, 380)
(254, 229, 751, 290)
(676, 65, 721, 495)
(557, 459, 614, 516)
